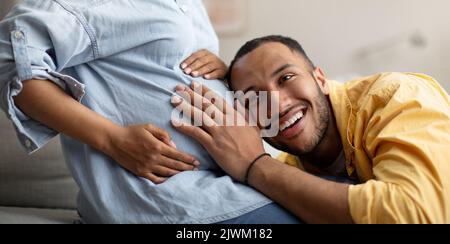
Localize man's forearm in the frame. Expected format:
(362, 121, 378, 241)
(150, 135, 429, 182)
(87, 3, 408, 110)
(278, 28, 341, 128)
(14, 79, 119, 152)
(248, 157, 354, 224)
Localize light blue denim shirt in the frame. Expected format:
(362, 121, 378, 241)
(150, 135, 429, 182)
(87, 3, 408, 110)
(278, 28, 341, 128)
(0, 0, 271, 223)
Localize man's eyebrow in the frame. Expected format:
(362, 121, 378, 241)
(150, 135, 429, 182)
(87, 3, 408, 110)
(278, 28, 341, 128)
(271, 64, 295, 77)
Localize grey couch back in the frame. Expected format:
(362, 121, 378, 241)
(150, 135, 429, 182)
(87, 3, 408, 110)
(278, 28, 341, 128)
(1, 0, 19, 20)
(0, 113, 78, 210)
(0, 0, 78, 210)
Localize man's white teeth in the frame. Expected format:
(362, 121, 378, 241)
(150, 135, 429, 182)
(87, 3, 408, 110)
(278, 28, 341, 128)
(280, 111, 304, 132)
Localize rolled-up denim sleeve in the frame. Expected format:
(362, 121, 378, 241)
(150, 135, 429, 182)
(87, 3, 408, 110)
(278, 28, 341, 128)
(0, 1, 95, 153)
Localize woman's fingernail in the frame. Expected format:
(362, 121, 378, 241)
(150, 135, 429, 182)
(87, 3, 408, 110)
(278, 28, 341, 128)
(193, 168, 199, 171)
(192, 71, 199, 77)
(175, 85, 186, 92)
(171, 96, 182, 104)
(204, 74, 210, 79)
(184, 68, 192, 74)
(169, 141, 177, 149)
(181, 63, 187, 69)
(193, 160, 200, 167)
(191, 81, 200, 89)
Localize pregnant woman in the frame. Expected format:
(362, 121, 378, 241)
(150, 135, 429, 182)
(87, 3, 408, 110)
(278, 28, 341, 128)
(0, 0, 300, 223)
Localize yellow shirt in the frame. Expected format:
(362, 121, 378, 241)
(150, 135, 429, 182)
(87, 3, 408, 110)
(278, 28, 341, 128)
(278, 73, 450, 224)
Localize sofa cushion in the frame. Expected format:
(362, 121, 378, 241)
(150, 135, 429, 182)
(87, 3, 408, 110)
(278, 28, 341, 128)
(0, 113, 78, 210)
(0, 206, 78, 224)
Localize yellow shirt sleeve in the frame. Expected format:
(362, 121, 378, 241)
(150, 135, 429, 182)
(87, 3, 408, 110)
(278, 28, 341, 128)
(348, 74, 450, 224)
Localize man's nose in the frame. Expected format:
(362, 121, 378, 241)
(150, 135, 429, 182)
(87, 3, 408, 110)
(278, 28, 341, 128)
(264, 88, 291, 119)
(276, 89, 293, 116)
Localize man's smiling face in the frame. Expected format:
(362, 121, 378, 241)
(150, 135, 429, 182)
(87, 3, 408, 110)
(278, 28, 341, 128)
(230, 42, 331, 156)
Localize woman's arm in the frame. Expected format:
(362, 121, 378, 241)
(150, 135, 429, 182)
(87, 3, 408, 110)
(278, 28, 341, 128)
(15, 79, 116, 152)
(14, 79, 200, 183)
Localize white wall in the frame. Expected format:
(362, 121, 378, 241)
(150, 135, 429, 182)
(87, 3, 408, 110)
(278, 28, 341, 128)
(219, 0, 450, 91)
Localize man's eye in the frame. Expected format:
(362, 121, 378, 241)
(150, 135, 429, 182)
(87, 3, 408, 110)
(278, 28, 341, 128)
(279, 74, 294, 84)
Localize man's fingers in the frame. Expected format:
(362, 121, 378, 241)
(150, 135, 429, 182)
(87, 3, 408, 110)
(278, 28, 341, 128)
(191, 82, 231, 115)
(176, 83, 230, 116)
(171, 95, 217, 131)
(175, 86, 225, 125)
(171, 119, 212, 147)
(143, 173, 167, 185)
(234, 99, 250, 125)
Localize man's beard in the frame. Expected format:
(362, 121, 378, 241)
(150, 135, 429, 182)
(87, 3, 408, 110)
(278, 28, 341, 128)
(266, 80, 331, 157)
(297, 81, 330, 155)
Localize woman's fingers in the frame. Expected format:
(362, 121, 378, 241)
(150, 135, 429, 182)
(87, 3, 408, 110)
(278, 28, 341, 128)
(187, 57, 214, 76)
(143, 172, 167, 185)
(160, 155, 198, 171)
(181, 50, 226, 79)
(161, 144, 200, 167)
(152, 165, 181, 178)
(181, 50, 209, 74)
(144, 124, 176, 147)
(204, 69, 226, 80)
(191, 63, 215, 77)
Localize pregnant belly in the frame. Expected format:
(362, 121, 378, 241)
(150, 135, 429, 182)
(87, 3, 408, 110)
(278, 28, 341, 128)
(167, 80, 230, 171)
(120, 77, 230, 171)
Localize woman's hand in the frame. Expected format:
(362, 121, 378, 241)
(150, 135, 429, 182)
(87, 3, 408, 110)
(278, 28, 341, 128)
(105, 124, 200, 184)
(181, 49, 228, 80)
(14, 79, 198, 185)
(170, 82, 266, 182)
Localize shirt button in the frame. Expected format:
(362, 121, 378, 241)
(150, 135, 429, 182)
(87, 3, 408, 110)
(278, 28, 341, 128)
(25, 139, 32, 148)
(14, 31, 23, 40)
(181, 4, 189, 13)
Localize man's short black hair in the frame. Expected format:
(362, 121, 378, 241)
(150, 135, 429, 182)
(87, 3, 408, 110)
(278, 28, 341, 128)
(226, 35, 315, 89)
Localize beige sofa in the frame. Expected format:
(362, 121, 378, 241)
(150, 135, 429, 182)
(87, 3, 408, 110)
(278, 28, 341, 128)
(0, 113, 79, 224)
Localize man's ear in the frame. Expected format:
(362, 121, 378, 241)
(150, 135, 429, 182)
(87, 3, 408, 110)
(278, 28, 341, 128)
(313, 67, 329, 95)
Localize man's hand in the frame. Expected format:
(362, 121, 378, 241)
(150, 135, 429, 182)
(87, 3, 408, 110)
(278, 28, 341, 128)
(105, 124, 200, 184)
(181, 49, 228, 80)
(170, 82, 265, 182)
(169, 82, 354, 224)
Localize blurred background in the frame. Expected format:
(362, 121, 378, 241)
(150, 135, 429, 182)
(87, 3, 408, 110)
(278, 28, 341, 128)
(2, 0, 449, 92)
(209, 0, 450, 91)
